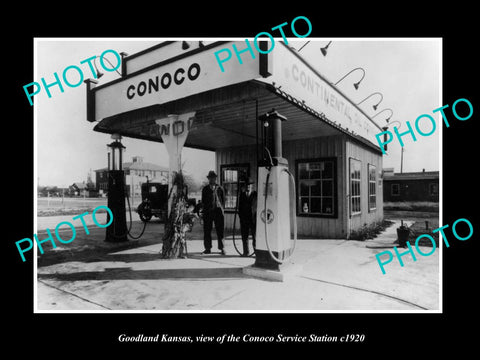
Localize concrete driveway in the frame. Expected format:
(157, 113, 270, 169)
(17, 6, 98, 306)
(35, 219, 439, 311)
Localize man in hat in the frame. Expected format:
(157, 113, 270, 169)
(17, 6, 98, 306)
(201, 170, 226, 255)
(238, 178, 257, 256)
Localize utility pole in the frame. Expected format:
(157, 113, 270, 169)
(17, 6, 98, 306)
(131, 172, 134, 207)
(400, 147, 404, 174)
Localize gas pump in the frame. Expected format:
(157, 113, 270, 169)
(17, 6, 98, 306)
(253, 110, 297, 271)
(105, 134, 148, 242)
(105, 134, 128, 242)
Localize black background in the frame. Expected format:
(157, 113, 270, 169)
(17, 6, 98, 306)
(6, 5, 477, 354)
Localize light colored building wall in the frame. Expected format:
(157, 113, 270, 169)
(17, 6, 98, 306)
(345, 139, 384, 237)
(215, 134, 383, 239)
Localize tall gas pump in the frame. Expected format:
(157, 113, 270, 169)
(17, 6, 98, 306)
(250, 109, 297, 274)
(105, 134, 128, 242)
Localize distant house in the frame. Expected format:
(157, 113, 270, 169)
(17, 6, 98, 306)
(383, 168, 439, 202)
(38, 186, 66, 197)
(69, 182, 97, 197)
(95, 156, 169, 196)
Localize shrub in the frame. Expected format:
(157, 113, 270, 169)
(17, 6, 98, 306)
(349, 220, 395, 241)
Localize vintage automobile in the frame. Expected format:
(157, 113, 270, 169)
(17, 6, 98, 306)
(136, 182, 169, 222)
(137, 181, 199, 222)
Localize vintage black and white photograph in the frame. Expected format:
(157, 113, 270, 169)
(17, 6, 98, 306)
(33, 38, 441, 312)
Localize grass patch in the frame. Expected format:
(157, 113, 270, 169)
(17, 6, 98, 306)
(384, 201, 439, 212)
(408, 219, 440, 247)
(37, 207, 113, 217)
(349, 220, 395, 241)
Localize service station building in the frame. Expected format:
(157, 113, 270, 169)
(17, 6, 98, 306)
(86, 40, 384, 239)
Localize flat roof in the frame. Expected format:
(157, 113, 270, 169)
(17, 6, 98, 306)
(94, 81, 383, 154)
(88, 41, 383, 154)
(384, 171, 439, 180)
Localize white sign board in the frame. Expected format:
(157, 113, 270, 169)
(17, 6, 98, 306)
(259, 43, 382, 144)
(93, 42, 263, 121)
(125, 41, 206, 75)
(155, 112, 195, 175)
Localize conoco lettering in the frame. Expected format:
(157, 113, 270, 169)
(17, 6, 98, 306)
(126, 63, 201, 100)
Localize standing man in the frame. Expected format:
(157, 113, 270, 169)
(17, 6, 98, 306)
(238, 178, 257, 257)
(201, 170, 226, 255)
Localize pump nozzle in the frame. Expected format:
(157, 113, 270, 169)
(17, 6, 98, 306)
(264, 147, 274, 168)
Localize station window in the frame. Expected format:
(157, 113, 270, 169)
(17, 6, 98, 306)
(368, 164, 376, 211)
(350, 158, 361, 216)
(297, 158, 337, 217)
(429, 183, 439, 196)
(220, 164, 250, 210)
(391, 183, 400, 196)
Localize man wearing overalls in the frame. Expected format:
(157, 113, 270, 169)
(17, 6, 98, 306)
(201, 171, 226, 255)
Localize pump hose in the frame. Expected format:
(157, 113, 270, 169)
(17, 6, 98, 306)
(106, 173, 148, 240)
(263, 168, 298, 264)
(125, 193, 148, 239)
(232, 176, 255, 257)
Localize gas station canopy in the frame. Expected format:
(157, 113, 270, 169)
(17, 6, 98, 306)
(86, 41, 383, 153)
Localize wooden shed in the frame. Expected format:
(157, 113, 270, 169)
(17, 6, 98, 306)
(383, 170, 439, 202)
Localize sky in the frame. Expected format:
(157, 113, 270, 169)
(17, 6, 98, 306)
(35, 38, 441, 187)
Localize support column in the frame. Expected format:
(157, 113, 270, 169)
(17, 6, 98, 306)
(155, 112, 196, 215)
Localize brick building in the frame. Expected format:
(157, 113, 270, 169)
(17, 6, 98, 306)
(95, 156, 168, 196)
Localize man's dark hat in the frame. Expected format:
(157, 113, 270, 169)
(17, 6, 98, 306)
(246, 178, 254, 184)
(207, 170, 218, 178)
